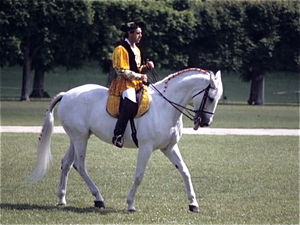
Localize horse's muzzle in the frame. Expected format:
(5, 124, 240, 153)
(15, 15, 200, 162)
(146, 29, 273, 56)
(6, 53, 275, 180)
(200, 114, 212, 127)
(200, 120, 210, 127)
(193, 114, 212, 130)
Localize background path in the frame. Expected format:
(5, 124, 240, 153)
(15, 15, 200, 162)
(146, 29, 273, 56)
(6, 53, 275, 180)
(1, 126, 299, 136)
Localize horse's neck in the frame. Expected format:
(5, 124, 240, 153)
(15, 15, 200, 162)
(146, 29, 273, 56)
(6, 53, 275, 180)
(153, 70, 209, 106)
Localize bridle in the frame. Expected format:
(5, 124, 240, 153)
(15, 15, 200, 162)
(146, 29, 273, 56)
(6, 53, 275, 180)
(149, 81, 214, 123)
(192, 84, 215, 122)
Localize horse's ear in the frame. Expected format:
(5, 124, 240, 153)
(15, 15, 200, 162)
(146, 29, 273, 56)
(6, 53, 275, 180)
(209, 71, 217, 89)
(216, 70, 221, 80)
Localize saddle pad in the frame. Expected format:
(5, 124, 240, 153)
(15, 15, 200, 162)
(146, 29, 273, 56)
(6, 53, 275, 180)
(107, 86, 150, 118)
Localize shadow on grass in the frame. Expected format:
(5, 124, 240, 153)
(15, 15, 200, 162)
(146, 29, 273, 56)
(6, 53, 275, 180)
(0, 203, 128, 214)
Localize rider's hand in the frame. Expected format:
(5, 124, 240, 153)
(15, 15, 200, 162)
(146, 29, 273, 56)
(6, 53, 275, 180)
(141, 74, 148, 83)
(147, 61, 154, 70)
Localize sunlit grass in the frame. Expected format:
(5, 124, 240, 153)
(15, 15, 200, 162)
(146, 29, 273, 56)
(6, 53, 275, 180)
(1, 133, 298, 224)
(1, 62, 299, 224)
(1, 101, 299, 129)
(1, 62, 299, 104)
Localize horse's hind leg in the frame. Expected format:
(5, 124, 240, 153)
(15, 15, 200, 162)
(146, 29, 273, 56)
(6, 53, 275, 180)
(57, 142, 75, 206)
(162, 144, 200, 213)
(73, 139, 105, 208)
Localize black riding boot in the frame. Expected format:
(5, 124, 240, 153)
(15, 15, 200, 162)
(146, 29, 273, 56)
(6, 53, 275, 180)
(112, 97, 138, 148)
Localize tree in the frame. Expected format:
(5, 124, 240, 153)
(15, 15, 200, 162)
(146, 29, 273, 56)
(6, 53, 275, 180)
(90, 1, 120, 87)
(1, 0, 94, 100)
(6, 0, 54, 101)
(0, 0, 22, 68)
(241, 2, 281, 105)
(140, 3, 196, 70)
(2, 0, 299, 101)
(31, 0, 94, 99)
(273, 1, 300, 72)
(190, 1, 246, 72)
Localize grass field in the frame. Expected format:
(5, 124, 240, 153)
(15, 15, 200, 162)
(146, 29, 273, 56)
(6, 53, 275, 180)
(1, 101, 299, 129)
(1, 133, 299, 224)
(1, 102, 299, 224)
(1, 61, 299, 104)
(1, 62, 299, 224)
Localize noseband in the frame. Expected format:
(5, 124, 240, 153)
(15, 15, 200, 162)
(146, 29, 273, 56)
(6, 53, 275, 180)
(192, 85, 214, 123)
(149, 82, 214, 122)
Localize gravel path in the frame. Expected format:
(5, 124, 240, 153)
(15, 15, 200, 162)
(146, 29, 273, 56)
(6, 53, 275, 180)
(1, 126, 299, 136)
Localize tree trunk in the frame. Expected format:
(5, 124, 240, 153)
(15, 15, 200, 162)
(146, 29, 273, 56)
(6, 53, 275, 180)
(248, 74, 265, 105)
(30, 68, 50, 98)
(106, 60, 117, 88)
(20, 43, 32, 101)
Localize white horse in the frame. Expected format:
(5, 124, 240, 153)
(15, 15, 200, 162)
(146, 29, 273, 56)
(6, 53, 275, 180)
(29, 68, 223, 213)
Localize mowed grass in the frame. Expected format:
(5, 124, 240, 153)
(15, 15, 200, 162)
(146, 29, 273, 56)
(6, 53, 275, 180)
(1, 63, 299, 223)
(1, 133, 298, 224)
(1, 61, 299, 104)
(1, 101, 299, 129)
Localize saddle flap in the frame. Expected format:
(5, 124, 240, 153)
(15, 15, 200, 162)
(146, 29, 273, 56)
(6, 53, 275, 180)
(107, 86, 150, 118)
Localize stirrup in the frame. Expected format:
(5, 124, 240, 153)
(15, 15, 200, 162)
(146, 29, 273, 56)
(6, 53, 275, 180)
(112, 135, 123, 148)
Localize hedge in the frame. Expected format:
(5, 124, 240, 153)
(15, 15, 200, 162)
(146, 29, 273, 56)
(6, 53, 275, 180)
(1, 0, 299, 79)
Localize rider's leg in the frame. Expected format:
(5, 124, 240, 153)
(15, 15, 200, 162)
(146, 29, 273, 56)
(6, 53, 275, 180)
(122, 88, 137, 104)
(112, 88, 138, 148)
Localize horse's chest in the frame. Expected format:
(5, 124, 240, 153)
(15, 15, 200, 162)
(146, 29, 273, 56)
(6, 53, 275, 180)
(169, 126, 182, 143)
(155, 126, 182, 149)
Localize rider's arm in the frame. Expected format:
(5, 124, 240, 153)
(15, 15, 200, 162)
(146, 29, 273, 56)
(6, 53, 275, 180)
(112, 46, 143, 80)
(114, 68, 142, 80)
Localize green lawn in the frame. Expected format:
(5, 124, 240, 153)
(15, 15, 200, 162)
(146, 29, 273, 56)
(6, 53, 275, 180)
(1, 134, 298, 224)
(1, 101, 299, 129)
(1, 62, 299, 224)
(1, 61, 299, 104)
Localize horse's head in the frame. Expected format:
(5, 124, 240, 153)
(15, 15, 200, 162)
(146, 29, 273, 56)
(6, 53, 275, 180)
(192, 71, 223, 130)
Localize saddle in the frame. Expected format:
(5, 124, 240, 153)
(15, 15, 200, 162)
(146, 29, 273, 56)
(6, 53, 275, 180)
(107, 86, 150, 118)
(106, 86, 150, 147)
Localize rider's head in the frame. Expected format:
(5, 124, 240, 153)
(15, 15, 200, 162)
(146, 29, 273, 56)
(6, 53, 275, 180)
(120, 22, 144, 44)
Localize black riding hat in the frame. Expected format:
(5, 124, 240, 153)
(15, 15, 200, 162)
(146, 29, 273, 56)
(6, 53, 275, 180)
(120, 22, 144, 32)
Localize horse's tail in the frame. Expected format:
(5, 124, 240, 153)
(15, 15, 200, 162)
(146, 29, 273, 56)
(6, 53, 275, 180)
(28, 92, 65, 185)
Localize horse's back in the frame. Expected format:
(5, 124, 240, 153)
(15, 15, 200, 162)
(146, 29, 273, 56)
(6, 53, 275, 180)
(57, 84, 112, 137)
(64, 84, 108, 97)
(59, 84, 108, 107)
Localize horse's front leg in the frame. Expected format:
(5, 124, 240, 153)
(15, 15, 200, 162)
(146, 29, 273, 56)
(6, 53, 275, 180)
(127, 146, 152, 212)
(162, 144, 200, 213)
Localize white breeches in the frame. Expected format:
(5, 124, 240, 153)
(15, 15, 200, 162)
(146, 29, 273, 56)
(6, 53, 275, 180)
(122, 88, 137, 103)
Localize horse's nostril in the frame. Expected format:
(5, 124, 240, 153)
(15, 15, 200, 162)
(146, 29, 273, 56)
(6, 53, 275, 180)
(200, 122, 209, 127)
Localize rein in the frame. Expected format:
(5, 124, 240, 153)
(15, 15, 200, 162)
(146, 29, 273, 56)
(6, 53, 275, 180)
(148, 74, 213, 122)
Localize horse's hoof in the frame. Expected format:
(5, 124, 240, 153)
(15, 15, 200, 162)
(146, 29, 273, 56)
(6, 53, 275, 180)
(128, 205, 136, 212)
(94, 200, 105, 208)
(189, 205, 200, 213)
(128, 209, 136, 213)
(57, 203, 66, 207)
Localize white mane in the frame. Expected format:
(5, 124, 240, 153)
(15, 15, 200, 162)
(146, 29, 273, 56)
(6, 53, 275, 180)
(151, 68, 212, 93)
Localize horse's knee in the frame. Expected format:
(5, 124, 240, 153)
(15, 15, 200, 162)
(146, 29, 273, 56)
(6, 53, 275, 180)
(182, 167, 191, 178)
(176, 164, 191, 179)
(73, 157, 86, 174)
(61, 149, 74, 171)
(61, 158, 73, 172)
(134, 174, 144, 186)
(74, 164, 86, 176)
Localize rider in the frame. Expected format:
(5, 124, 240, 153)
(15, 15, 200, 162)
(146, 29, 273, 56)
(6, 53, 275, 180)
(109, 21, 154, 148)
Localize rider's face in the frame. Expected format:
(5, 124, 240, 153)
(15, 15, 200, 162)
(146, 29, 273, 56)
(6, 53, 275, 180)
(128, 27, 142, 44)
